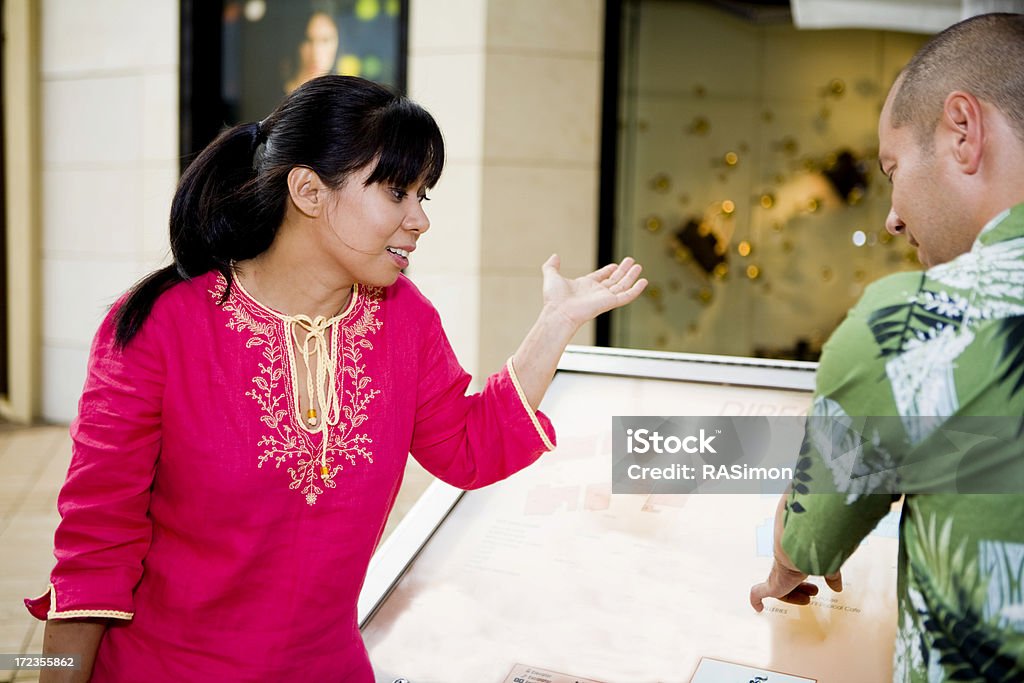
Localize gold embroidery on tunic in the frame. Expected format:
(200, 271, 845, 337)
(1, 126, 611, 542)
(210, 276, 384, 505)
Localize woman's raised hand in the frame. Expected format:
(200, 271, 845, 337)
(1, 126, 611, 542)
(509, 254, 647, 411)
(540, 254, 647, 330)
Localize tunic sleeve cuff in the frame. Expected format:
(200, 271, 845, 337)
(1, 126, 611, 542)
(24, 584, 134, 622)
(505, 357, 557, 452)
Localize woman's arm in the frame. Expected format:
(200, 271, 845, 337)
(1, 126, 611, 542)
(39, 618, 106, 683)
(407, 254, 644, 489)
(511, 255, 646, 410)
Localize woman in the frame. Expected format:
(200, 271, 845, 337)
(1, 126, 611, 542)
(284, 11, 340, 94)
(27, 76, 646, 681)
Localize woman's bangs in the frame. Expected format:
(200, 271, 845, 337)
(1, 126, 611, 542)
(365, 102, 445, 189)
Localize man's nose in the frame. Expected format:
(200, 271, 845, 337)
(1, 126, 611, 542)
(885, 207, 905, 235)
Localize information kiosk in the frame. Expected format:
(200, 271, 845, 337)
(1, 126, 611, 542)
(359, 347, 899, 683)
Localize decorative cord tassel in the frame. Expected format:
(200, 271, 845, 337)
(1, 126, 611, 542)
(286, 313, 343, 481)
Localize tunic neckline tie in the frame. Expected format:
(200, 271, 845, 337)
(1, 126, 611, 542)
(285, 313, 342, 479)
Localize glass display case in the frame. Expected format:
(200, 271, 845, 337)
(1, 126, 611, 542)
(358, 347, 899, 683)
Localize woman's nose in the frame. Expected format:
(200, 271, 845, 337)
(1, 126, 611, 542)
(405, 204, 430, 234)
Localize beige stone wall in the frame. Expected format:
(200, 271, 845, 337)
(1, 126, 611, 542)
(37, 0, 179, 422)
(407, 0, 605, 383)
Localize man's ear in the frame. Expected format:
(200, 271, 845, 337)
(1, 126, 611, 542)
(287, 166, 328, 217)
(941, 91, 984, 175)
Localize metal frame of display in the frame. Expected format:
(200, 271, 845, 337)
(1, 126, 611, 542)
(357, 345, 817, 627)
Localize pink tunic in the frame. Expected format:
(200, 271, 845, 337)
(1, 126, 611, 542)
(26, 271, 556, 681)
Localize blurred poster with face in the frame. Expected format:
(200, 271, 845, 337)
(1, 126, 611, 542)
(221, 0, 406, 123)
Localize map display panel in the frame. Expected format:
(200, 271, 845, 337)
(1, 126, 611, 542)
(363, 364, 898, 682)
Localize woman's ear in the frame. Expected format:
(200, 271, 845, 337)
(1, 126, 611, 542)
(287, 166, 327, 217)
(941, 91, 984, 175)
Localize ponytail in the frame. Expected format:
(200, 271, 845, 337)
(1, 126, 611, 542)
(113, 121, 285, 349)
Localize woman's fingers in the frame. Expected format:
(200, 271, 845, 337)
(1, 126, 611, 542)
(542, 253, 561, 274)
(602, 257, 636, 286)
(611, 263, 644, 291)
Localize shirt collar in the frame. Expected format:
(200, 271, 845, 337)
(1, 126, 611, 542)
(975, 202, 1024, 248)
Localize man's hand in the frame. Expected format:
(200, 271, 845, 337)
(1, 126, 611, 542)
(750, 491, 843, 612)
(750, 558, 843, 612)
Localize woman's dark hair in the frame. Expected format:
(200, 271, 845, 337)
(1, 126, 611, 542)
(113, 75, 445, 348)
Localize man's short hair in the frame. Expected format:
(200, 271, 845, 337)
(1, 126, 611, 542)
(891, 13, 1024, 145)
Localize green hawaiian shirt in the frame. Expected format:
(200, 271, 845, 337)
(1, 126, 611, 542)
(781, 204, 1024, 682)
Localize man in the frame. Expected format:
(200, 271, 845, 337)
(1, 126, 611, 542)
(750, 13, 1024, 682)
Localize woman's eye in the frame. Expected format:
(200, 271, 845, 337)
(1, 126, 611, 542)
(390, 188, 406, 201)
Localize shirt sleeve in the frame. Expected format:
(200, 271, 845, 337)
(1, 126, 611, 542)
(781, 286, 903, 576)
(409, 307, 556, 490)
(25, 299, 166, 621)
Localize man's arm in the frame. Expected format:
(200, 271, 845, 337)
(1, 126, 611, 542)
(750, 491, 843, 612)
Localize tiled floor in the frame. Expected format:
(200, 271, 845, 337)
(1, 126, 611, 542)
(0, 424, 433, 683)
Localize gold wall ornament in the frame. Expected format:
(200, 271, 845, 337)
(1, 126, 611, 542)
(737, 241, 751, 257)
(759, 193, 775, 209)
(646, 285, 666, 313)
(721, 200, 736, 215)
(745, 264, 761, 280)
(724, 151, 739, 166)
(696, 286, 714, 304)
(775, 137, 799, 156)
(687, 116, 711, 136)
(713, 263, 729, 280)
(771, 221, 783, 233)
(644, 215, 663, 232)
(649, 173, 671, 193)
(827, 78, 846, 97)
(806, 197, 822, 213)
